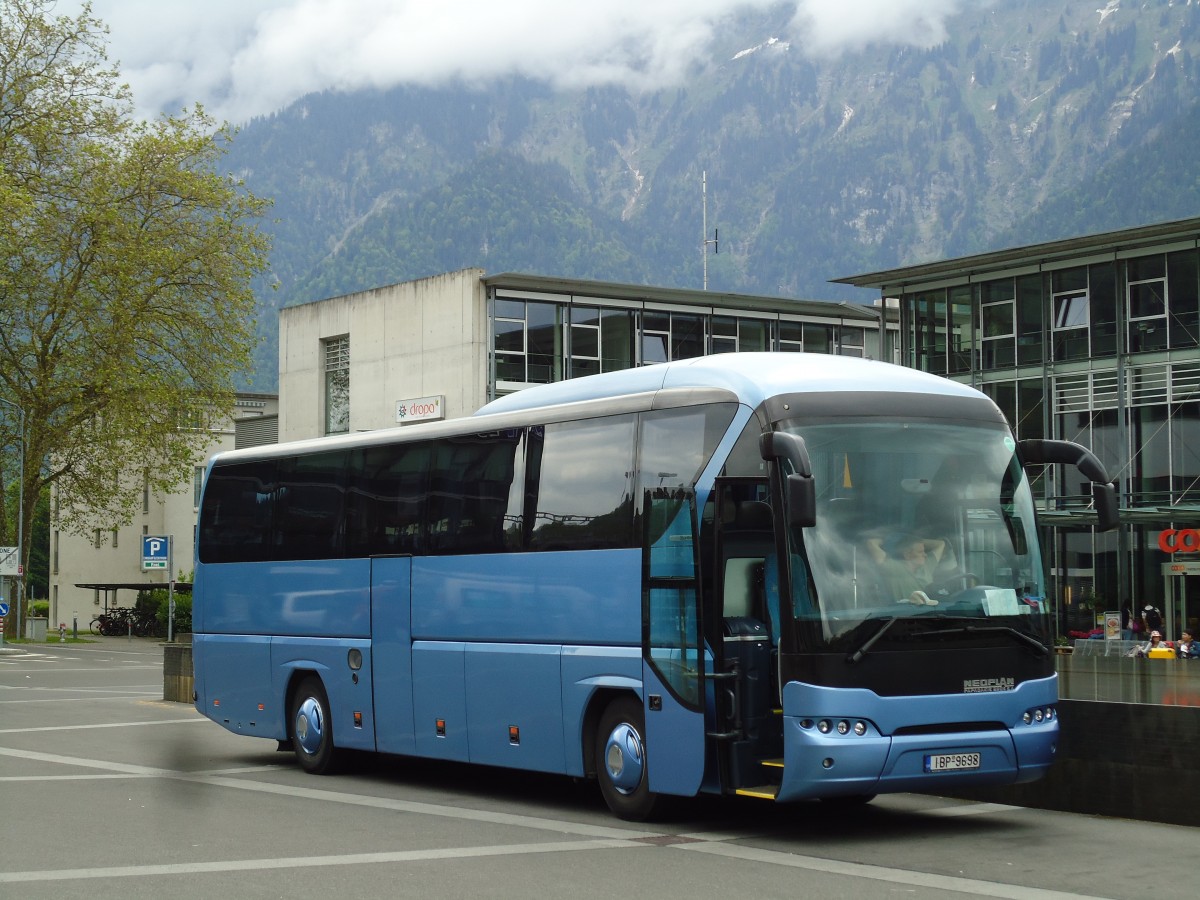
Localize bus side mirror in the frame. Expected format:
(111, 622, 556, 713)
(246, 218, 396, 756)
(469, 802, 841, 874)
(786, 473, 816, 528)
(1018, 438, 1119, 532)
(1093, 481, 1119, 533)
(760, 431, 817, 528)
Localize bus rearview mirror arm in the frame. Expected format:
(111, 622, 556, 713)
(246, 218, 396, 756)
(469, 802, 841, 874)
(759, 431, 816, 528)
(1018, 438, 1119, 532)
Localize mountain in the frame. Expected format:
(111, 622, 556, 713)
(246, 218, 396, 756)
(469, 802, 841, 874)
(224, 0, 1200, 389)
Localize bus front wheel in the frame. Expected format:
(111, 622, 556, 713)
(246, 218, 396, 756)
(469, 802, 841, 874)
(595, 697, 660, 821)
(289, 675, 342, 775)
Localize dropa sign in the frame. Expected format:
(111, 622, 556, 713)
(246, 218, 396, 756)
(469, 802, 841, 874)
(396, 395, 445, 425)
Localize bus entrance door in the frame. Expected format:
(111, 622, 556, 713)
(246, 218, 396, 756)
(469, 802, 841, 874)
(642, 490, 706, 797)
(712, 480, 780, 795)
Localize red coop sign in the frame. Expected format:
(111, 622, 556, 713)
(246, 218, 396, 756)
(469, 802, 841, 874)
(1158, 528, 1200, 554)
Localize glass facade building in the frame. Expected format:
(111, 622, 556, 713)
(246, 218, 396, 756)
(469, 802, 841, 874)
(484, 274, 891, 399)
(837, 217, 1200, 642)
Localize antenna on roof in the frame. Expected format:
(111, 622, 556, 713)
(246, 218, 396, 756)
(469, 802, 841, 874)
(702, 170, 718, 290)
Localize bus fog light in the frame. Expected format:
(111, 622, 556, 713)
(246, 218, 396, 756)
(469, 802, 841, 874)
(1034, 709, 1044, 722)
(800, 719, 813, 729)
(817, 720, 832, 734)
(1022, 712, 1032, 725)
(836, 720, 850, 735)
(853, 721, 867, 735)
(822, 758, 834, 769)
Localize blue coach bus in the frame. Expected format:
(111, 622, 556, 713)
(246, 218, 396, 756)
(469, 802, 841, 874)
(193, 353, 1116, 820)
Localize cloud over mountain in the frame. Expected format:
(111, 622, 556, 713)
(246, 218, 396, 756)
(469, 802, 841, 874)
(75, 0, 983, 123)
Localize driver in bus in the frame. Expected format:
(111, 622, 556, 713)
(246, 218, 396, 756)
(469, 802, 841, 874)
(864, 533, 947, 605)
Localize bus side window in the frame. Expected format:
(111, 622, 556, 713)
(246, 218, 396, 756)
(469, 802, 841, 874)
(198, 460, 276, 564)
(346, 443, 430, 557)
(528, 416, 636, 551)
(274, 452, 347, 560)
(429, 432, 521, 554)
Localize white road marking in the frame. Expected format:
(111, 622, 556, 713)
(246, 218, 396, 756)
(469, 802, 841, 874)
(0, 840, 646, 883)
(677, 841, 1106, 900)
(0, 739, 1109, 898)
(0, 717, 202, 734)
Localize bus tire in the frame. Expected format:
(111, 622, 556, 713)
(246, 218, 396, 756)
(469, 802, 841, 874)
(289, 675, 342, 775)
(595, 697, 660, 821)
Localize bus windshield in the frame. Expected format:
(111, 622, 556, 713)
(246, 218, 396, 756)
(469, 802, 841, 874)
(781, 418, 1049, 650)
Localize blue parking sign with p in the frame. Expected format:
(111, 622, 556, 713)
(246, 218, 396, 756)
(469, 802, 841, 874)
(143, 535, 170, 570)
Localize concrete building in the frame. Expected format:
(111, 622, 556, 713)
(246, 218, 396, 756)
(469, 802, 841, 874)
(837, 216, 1200, 641)
(278, 268, 896, 441)
(48, 394, 278, 628)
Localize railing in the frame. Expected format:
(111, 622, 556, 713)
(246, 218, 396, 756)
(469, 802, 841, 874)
(1058, 644, 1200, 705)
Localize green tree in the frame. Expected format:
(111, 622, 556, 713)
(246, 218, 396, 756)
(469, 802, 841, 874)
(0, 0, 271, 609)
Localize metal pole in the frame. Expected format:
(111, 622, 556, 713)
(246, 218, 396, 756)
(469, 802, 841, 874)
(167, 536, 175, 643)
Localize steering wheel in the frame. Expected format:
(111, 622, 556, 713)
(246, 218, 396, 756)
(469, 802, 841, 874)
(924, 572, 979, 600)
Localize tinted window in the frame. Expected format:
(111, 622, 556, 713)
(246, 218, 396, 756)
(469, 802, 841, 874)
(273, 452, 347, 560)
(198, 460, 277, 563)
(527, 416, 635, 551)
(346, 442, 430, 556)
(641, 404, 738, 544)
(428, 431, 522, 554)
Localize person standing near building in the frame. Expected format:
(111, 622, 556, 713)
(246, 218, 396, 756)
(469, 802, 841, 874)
(1143, 604, 1163, 636)
(1178, 629, 1199, 659)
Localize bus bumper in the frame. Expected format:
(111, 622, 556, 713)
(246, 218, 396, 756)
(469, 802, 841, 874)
(774, 677, 1059, 802)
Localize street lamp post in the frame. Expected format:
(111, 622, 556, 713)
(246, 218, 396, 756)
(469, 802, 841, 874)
(0, 399, 25, 643)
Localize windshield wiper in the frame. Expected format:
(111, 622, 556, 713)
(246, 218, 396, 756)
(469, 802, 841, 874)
(920, 624, 1049, 657)
(846, 616, 898, 665)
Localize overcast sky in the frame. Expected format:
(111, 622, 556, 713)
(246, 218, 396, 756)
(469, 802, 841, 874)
(65, 0, 977, 125)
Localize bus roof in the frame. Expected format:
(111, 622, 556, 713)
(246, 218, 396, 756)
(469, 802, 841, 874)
(477, 352, 983, 416)
(209, 353, 986, 467)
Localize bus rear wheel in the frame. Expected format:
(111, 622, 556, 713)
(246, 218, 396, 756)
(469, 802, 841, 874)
(289, 675, 342, 775)
(595, 697, 660, 821)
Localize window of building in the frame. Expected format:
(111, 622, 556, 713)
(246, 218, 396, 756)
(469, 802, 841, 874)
(142, 471, 150, 514)
(569, 306, 601, 377)
(710, 316, 769, 354)
(112, 529, 118, 549)
(324, 335, 350, 435)
(495, 299, 561, 385)
(641, 312, 704, 365)
(803, 323, 833, 354)
(947, 285, 972, 375)
(838, 327, 865, 357)
(911, 290, 947, 375)
(193, 466, 205, 510)
(1087, 262, 1118, 357)
(778, 319, 804, 352)
(567, 306, 636, 378)
(980, 280, 1015, 370)
(1168, 249, 1200, 349)
(1016, 273, 1045, 365)
(1127, 255, 1168, 353)
(1051, 267, 1089, 361)
(1171, 400, 1200, 504)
